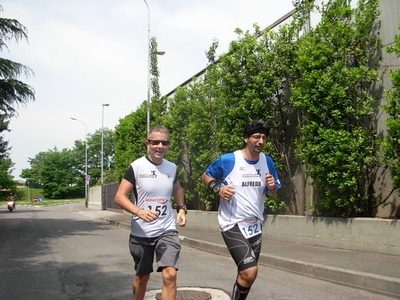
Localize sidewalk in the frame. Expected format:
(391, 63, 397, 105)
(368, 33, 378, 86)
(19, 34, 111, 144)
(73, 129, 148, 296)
(72, 205, 400, 298)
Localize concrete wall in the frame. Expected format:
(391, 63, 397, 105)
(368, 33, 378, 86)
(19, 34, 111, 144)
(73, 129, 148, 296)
(88, 187, 399, 255)
(88, 186, 102, 210)
(186, 210, 400, 256)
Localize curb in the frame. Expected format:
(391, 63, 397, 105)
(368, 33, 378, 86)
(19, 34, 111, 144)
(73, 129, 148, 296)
(86, 211, 400, 298)
(179, 235, 400, 298)
(100, 217, 131, 230)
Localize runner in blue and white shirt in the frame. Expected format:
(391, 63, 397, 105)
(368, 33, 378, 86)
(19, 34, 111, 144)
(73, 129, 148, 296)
(202, 120, 281, 300)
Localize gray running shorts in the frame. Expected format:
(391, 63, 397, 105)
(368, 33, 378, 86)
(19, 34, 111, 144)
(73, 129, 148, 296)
(129, 230, 181, 275)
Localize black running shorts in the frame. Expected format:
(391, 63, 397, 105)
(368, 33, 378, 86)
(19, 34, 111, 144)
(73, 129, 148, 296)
(221, 224, 262, 271)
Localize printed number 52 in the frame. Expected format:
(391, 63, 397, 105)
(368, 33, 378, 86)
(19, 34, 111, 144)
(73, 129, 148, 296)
(244, 224, 259, 237)
(148, 205, 167, 216)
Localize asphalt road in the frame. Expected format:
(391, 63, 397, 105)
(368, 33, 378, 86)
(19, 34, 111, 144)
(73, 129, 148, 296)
(0, 204, 395, 300)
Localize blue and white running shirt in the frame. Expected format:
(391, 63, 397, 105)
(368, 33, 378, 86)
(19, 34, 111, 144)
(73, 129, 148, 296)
(204, 150, 281, 232)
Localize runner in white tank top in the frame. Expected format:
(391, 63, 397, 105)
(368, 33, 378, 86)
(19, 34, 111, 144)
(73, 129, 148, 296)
(202, 120, 281, 300)
(115, 126, 187, 300)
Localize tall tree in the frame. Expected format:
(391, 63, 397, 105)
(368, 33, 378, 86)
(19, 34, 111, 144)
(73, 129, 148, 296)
(150, 36, 161, 101)
(291, 0, 381, 217)
(114, 103, 147, 181)
(0, 6, 35, 189)
(382, 25, 400, 193)
(0, 157, 14, 188)
(0, 5, 35, 117)
(114, 36, 164, 181)
(150, 36, 168, 127)
(0, 113, 10, 160)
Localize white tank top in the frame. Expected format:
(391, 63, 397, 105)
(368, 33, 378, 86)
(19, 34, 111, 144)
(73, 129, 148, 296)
(218, 150, 269, 232)
(129, 156, 177, 238)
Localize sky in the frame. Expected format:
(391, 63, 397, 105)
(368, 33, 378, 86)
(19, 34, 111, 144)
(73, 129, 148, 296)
(2, 0, 295, 180)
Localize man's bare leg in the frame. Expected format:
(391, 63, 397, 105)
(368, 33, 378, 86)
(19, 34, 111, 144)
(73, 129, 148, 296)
(160, 267, 177, 300)
(231, 266, 258, 300)
(132, 274, 150, 300)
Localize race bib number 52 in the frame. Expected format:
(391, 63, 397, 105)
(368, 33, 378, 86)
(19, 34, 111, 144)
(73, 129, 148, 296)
(144, 197, 169, 217)
(238, 217, 262, 238)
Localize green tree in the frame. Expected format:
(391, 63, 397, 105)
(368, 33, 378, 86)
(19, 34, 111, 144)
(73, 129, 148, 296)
(382, 25, 400, 192)
(150, 36, 168, 128)
(81, 128, 115, 186)
(72, 138, 86, 182)
(166, 83, 212, 209)
(0, 113, 10, 160)
(0, 157, 15, 189)
(0, 6, 35, 118)
(150, 36, 161, 101)
(21, 127, 116, 198)
(21, 151, 45, 185)
(114, 103, 147, 181)
(114, 36, 164, 182)
(40, 148, 82, 199)
(291, 0, 381, 217)
(0, 6, 35, 189)
(0, 113, 13, 189)
(21, 147, 82, 199)
(189, 23, 303, 213)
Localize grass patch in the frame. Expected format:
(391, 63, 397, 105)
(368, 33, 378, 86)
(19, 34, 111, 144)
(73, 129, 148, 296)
(1, 188, 84, 206)
(17, 199, 84, 206)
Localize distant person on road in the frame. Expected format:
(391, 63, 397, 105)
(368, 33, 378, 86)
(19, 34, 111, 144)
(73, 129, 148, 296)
(202, 120, 281, 300)
(7, 193, 16, 209)
(115, 125, 187, 300)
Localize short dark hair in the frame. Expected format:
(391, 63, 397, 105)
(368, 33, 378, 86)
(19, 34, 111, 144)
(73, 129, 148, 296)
(148, 126, 170, 139)
(243, 120, 271, 138)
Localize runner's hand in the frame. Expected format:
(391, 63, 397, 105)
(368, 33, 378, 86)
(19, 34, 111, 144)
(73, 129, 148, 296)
(176, 211, 187, 227)
(137, 209, 159, 222)
(220, 185, 235, 201)
(265, 173, 276, 190)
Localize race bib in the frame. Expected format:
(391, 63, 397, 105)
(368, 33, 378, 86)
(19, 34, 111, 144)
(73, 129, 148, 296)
(238, 217, 262, 238)
(144, 197, 169, 217)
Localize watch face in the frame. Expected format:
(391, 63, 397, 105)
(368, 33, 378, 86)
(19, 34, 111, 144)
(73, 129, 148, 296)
(213, 185, 220, 193)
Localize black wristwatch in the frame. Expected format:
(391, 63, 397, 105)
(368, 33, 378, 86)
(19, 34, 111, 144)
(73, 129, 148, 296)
(208, 180, 220, 194)
(212, 185, 220, 194)
(176, 204, 187, 214)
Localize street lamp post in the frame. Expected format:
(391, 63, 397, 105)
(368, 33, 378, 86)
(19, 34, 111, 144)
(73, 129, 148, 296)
(70, 117, 88, 206)
(143, 0, 165, 136)
(144, 0, 151, 136)
(101, 104, 110, 210)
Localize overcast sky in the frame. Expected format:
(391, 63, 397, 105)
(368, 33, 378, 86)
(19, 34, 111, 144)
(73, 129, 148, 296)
(2, 0, 295, 180)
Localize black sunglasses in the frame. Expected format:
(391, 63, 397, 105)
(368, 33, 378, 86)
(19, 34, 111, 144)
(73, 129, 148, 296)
(147, 140, 170, 146)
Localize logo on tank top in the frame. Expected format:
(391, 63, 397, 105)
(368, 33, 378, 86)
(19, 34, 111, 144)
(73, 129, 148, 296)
(139, 170, 158, 178)
(146, 197, 169, 204)
(242, 169, 262, 179)
(241, 168, 262, 186)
